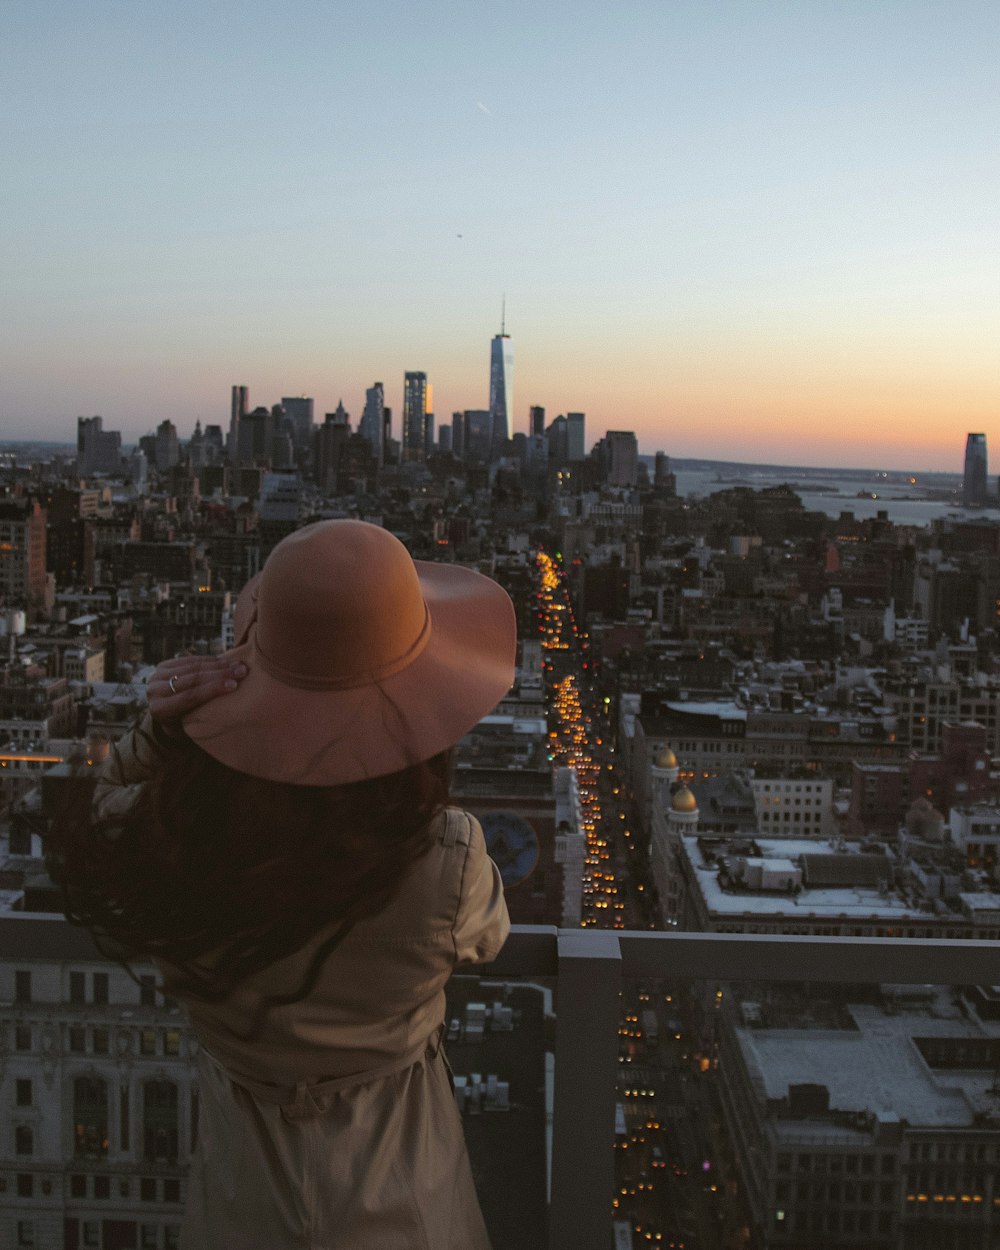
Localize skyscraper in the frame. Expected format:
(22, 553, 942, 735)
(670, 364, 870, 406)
(229, 385, 248, 464)
(452, 411, 466, 460)
(154, 419, 180, 471)
(76, 416, 122, 475)
(566, 413, 586, 462)
(382, 407, 394, 463)
(488, 311, 514, 460)
(281, 396, 314, 452)
(359, 383, 385, 464)
(963, 433, 988, 506)
(598, 430, 639, 488)
(402, 372, 430, 461)
(545, 415, 568, 466)
(463, 411, 492, 463)
(529, 406, 545, 438)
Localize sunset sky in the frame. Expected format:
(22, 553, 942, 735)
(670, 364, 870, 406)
(2, 1, 998, 469)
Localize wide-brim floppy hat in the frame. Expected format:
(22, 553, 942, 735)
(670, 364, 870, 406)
(184, 520, 516, 785)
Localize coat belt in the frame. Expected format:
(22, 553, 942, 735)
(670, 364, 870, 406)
(200, 1030, 444, 1121)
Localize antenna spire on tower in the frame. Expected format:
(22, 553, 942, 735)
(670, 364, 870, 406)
(501, 294, 506, 337)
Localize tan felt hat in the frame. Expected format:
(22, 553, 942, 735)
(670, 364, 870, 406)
(184, 520, 516, 785)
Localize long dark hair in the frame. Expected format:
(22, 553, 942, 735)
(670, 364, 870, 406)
(52, 730, 450, 1015)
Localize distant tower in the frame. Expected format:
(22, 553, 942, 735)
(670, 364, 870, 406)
(566, 412, 586, 462)
(76, 416, 122, 475)
(602, 430, 639, 488)
(229, 385, 248, 464)
(382, 406, 393, 462)
(529, 405, 545, 438)
(963, 433, 988, 506)
(359, 383, 385, 465)
(281, 396, 314, 452)
(402, 372, 429, 461)
(464, 410, 492, 463)
(155, 419, 179, 471)
(452, 411, 466, 460)
(489, 302, 514, 460)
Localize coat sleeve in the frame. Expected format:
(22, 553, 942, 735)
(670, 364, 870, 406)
(93, 711, 180, 821)
(453, 813, 510, 965)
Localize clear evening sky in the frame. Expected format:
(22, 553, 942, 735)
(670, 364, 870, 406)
(2, 1, 998, 469)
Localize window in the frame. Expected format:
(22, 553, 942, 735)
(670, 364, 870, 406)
(140, 975, 157, 1007)
(140, 1029, 157, 1056)
(15, 1024, 32, 1050)
(94, 1174, 111, 1200)
(144, 1082, 179, 1163)
(15, 970, 31, 1003)
(17, 1173, 34, 1197)
(92, 972, 109, 1004)
(121, 1085, 131, 1152)
(163, 1178, 180, 1203)
(83, 1223, 100, 1249)
(142, 1227, 160, 1250)
(165, 1228, 180, 1250)
(73, 1076, 109, 1158)
(16, 1078, 32, 1106)
(16, 1125, 33, 1155)
(69, 1025, 86, 1053)
(93, 1026, 109, 1054)
(17, 1223, 34, 1249)
(141, 1177, 157, 1202)
(71, 1174, 87, 1198)
(70, 971, 86, 1003)
(164, 1030, 180, 1057)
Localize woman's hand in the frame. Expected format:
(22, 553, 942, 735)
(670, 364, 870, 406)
(147, 655, 249, 722)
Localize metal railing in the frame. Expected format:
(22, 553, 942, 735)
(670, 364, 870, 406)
(483, 926, 1000, 1250)
(5, 915, 1000, 1250)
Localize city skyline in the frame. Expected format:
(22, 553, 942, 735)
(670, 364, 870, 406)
(2, 396, 992, 483)
(2, 1, 998, 470)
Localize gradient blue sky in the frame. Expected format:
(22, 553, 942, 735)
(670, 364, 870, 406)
(2, 0, 998, 468)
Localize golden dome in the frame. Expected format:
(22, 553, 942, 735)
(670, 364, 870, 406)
(671, 785, 698, 813)
(655, 745, 678, 769)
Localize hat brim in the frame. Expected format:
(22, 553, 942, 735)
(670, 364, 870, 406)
(183, 561, 516, 785)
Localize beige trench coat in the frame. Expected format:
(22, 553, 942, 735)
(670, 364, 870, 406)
(96, 716, 510, 1249)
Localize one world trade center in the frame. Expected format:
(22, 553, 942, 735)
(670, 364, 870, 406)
(489, 308, 514, 461)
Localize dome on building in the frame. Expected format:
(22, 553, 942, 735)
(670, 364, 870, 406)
(671, 785, 698, 813)
(655, 745, 678, 769)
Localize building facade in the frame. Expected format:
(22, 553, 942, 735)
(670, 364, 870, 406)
(488, 331, 514, 459)
(358, 384, 384, 465)
(402, 372, 430, 462)
(963, 433, 989, 507)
